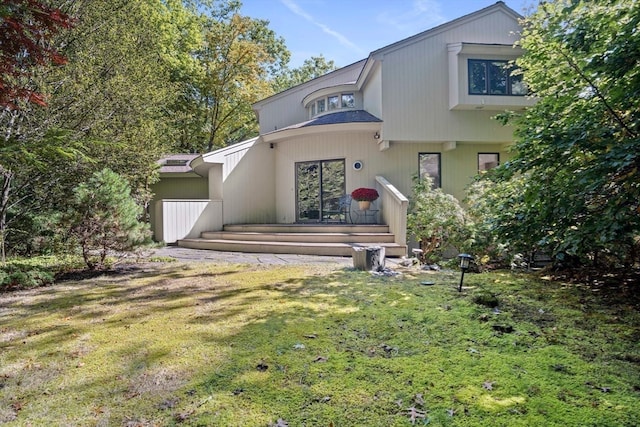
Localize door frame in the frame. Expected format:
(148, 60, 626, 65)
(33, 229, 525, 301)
(295, 158, 346, 223)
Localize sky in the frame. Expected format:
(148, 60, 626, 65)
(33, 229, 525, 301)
(240, 0, 535, 69)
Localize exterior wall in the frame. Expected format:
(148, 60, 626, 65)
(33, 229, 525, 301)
(273, 131, 510, 223)
(255, 60, 365, 134)
(362, 63, 383, 121)
(219, 141, 277, 224)
(149, 176, 208, 239)
(378, 8, 521, 143)
(154, 200, 222, 243)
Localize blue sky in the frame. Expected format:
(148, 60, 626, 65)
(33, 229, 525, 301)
(241, 0, 535, 69)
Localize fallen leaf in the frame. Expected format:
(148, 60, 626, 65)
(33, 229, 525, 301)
(293, 343, 305, 350)
(447, 408, 456, 417)
(483, 381, 494, 391)
(304, 334, 317, 339)
(414, 393, 425, 405)
(313, 356, 328, 363)
(256, 362, 268, 371)
(405, 406, 426, 425)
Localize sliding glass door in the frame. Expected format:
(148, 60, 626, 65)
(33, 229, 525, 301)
(295, 159, 345, 222)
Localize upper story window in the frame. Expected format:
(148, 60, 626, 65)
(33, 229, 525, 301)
(309, 92, 356, 117)
(328, 95, 339, 110)
(468, 59, 526, 96)
(341, 93, 354, 108)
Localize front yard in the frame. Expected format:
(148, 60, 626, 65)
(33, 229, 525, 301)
(0, 260, 638, 426)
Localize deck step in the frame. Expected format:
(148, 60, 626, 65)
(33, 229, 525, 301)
(200, 231, 395, 244)
(178, 238, 407, 257)
(177, 223, 407, 258)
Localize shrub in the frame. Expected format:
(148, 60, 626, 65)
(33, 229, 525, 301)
(0, 265, 55, 291)
(407, 175, 470, 263)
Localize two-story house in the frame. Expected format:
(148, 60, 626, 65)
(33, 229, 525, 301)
(151, 1, 534, 256)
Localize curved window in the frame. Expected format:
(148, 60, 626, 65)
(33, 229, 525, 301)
(310, 93, 355, 117)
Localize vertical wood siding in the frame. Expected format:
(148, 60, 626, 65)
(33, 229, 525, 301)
(380, 10, 521, 142)
(273, 132, 509, 223)
(155, 200, 222, 243)
(256, 61, 366, 134)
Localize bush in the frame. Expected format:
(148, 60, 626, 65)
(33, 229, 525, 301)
(407, 175, 471, 263)
(0, 265, 54, 291)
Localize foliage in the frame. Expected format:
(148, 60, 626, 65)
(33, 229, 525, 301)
(1, 0, 182, 259)
(272, 55, 338, 92)
(0, 262, 638, 425)
(0, 0, 72, 108)
(488, 0, 640, 267)
(172, 0, 290, 153)
(407, 175, 470, 263)
(350, 187, 379, 202)
(0, 266, 54, 291)
(62, 169, 150, 270)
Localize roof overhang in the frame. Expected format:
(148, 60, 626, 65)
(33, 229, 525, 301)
(302, 83, 358, 107)
(262, 121, 381, 143)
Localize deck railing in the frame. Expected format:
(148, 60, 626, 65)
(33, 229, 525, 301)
(375, 176, 409, 249)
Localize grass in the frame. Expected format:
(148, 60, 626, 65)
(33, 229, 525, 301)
(0, 260, 638, 426)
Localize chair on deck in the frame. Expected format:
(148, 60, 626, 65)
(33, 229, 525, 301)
(323, 194, 353, 223)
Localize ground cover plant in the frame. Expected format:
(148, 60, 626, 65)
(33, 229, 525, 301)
(0, 261, 638, 426)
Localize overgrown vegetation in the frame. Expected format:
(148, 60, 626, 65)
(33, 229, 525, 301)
(1, 261, 638, 425)
(407, 175, 469, 264)
(476, 0, 640, 269)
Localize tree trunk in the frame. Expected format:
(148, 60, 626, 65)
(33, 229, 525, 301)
(0, 167, 13, 263)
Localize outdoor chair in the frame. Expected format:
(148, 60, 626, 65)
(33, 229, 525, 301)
(322, 194, 353, 223)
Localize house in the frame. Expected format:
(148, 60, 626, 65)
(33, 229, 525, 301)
(150, 1, 534, 257)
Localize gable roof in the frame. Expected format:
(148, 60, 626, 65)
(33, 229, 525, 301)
(369, 1, 521, 61)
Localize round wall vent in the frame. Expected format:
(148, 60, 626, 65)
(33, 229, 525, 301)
(353, 160, 364, 171)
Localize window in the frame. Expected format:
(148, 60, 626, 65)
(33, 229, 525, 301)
(328, 95, 339, 110)
(317, 99, 325, 113)
(311, 103, 316, 116)
(341, 93, 354, 108)
(419, 153, 441, 188)
(468, 59, 525, 96)
(478, 153, 499, 172)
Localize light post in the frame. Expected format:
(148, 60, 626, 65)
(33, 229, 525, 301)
(457, 253, 473, 292)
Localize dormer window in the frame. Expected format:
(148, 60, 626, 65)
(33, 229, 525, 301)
(468, 59, 526, 96)
(341, 93, 354, 108)
(305, 89, 359, 118)
(328, 95, 339, 110)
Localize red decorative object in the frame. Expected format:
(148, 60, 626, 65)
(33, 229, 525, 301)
(351, 187, 379, 202)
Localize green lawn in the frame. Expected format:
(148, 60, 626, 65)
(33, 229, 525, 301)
(0, 261, 638, 426)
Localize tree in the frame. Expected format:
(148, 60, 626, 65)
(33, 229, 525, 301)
(272, 55, 338, 92)
(481, 0, 640, 267)
(0, 0, 72, 108)
(1, 0, 181, 258)
(63, 169, 150, 270)
(173, 1, 290, 153)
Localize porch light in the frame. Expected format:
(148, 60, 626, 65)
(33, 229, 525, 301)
(457, 253, 473, 292)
